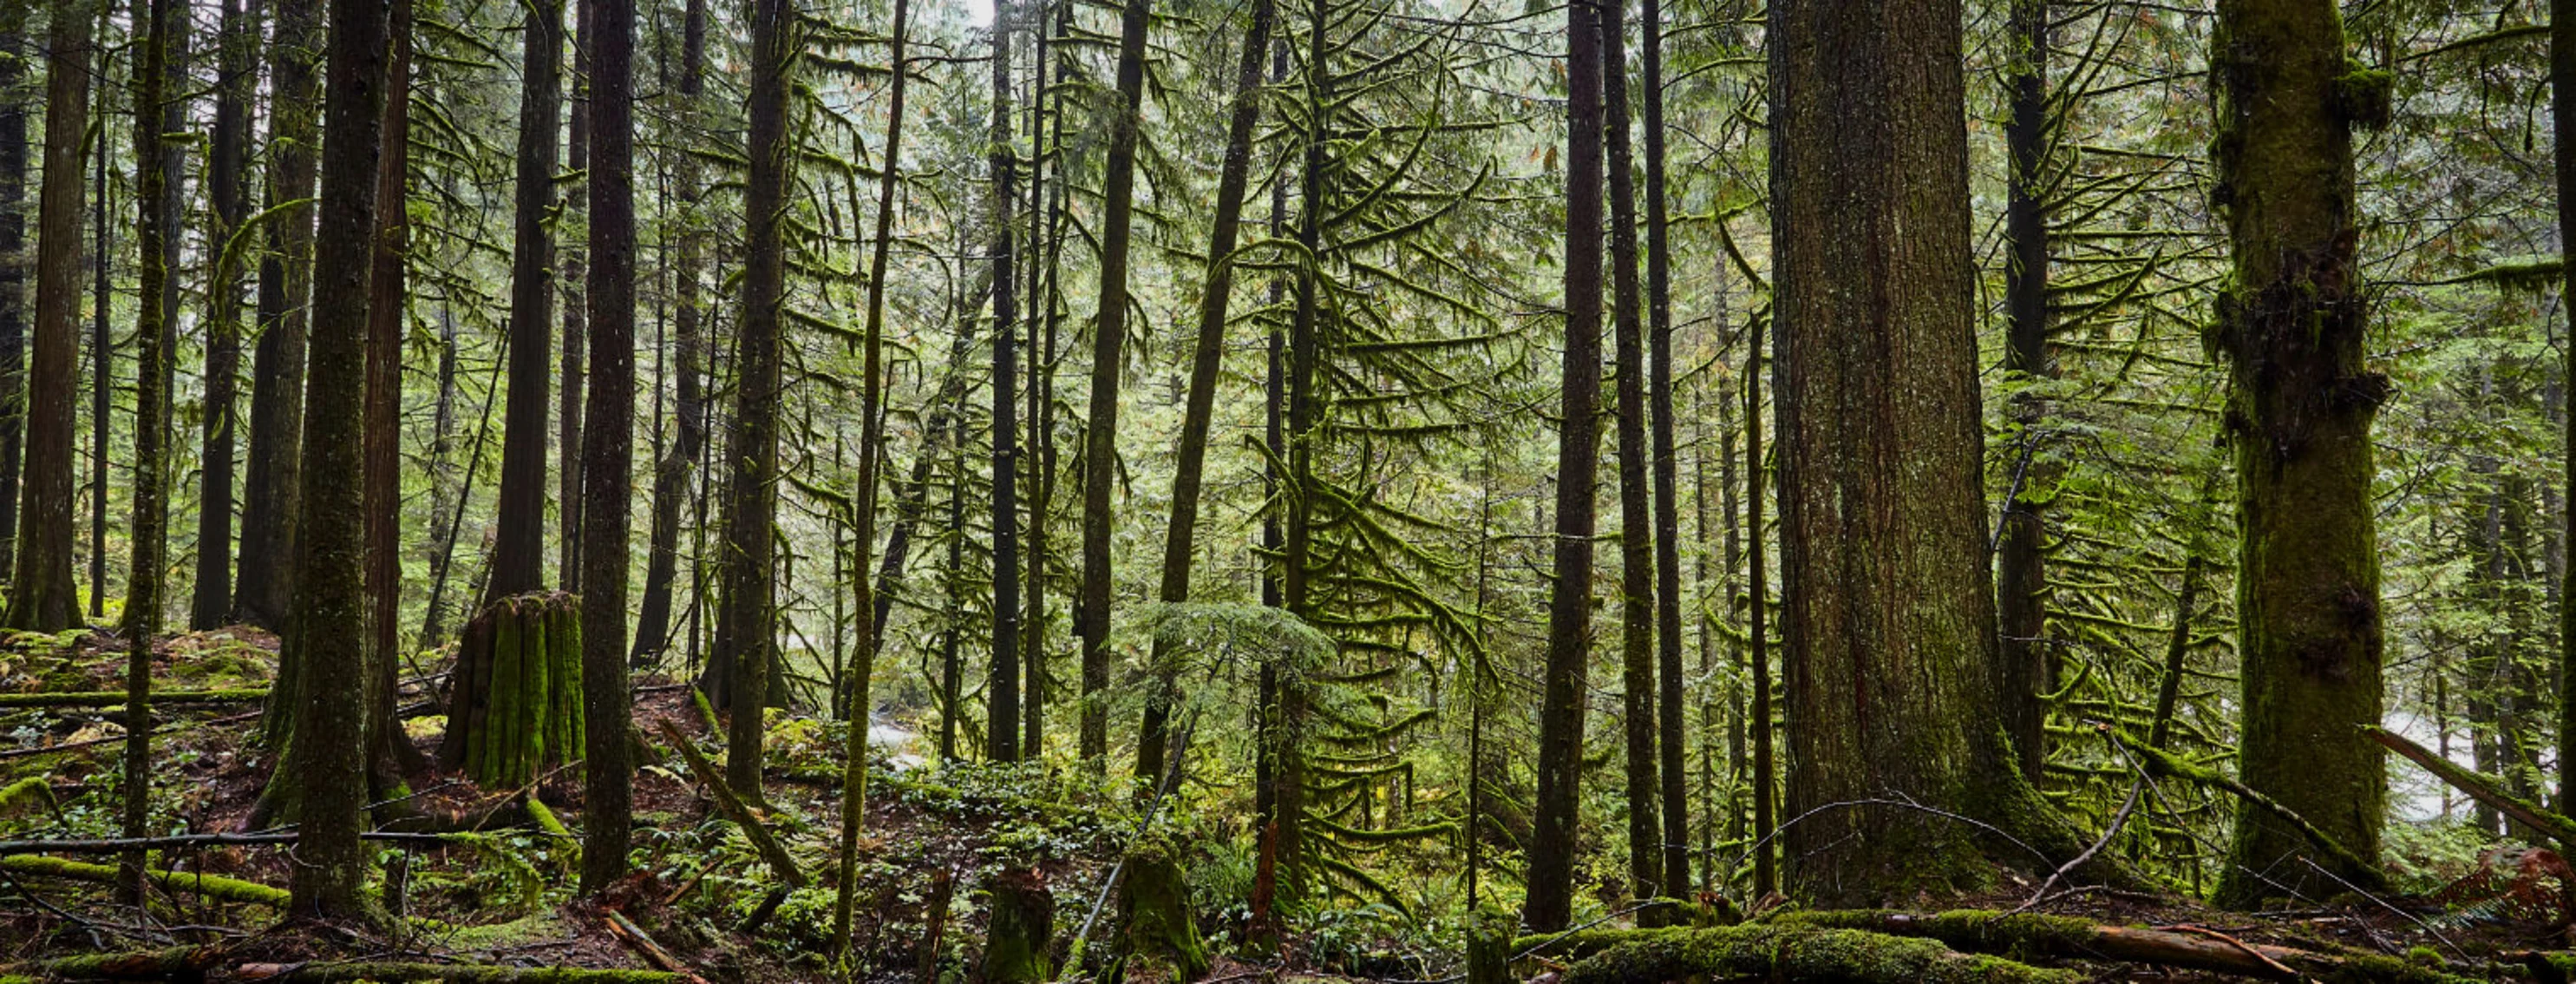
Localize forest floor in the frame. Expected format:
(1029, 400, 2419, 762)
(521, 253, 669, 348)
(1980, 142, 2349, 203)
(0, 626, 2573, 982)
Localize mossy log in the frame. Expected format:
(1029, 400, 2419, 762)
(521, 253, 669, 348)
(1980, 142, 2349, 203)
(0, 687, 268, 708)
(441, 594, 585, 788)
(984, 866, 1056, 984)
(0, 775, 53, 815)
(223, 962, 687, 982)
(2365, 725, 2576, 846)
(1559, 925, 2078, 984)
(1116, 836, 1209, 981)
(0, 853, 288, 907)
(1777, 910, 2485, 984)
(651, 718, 803, 887)
(2114, 729, 2388, 891)
(17, 945, 222, 980)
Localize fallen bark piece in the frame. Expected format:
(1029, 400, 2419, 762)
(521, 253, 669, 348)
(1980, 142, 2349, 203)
(226, 962, 688, 982)
(1776, 909, 2484, 984)
(651, 718, 804, 887)
(0, 688, 268, 709)
(2367, 725, 2576, 847)
(0, 853, 288, 907)
(604, 909, 707, 984)
(1559, 924, 2079, 984)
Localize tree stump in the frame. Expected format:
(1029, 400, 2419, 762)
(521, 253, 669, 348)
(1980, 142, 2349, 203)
(984, 866, 1055, 984)
(438, 592, 584, 787)
(1117, 835, 1208, 982)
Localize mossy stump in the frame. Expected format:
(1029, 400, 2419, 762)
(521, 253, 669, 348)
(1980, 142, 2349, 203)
(438, 593, 584, 788)
(1116, 836, 1208, 982)
(984, 866, 1055, 984)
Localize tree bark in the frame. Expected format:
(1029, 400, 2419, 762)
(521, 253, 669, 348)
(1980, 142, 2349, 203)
(1997, 0, 2054, 784)
(1603, 0, 1661, 903)
(2203, 0, 2386, 907)
(2553, 0, 2573, 825)
(1640, 0, 1688, 895)
(0, 17, 24, 594)
(192, 0, 257, 630)
(118, 0, 175, 902)
(630, 0, 705, 664)
(1078, 0, 1152, 768)
(579, 0, 637, 893)
(560, 0, 591, 594)
(1525, 0, 1604, 932)
(363, 0, 425, 787)
(236, 0, 320, 631)
(986, 0, 1021, 763)
(4, 0, 92, 633)
(493, 0, 563, 600)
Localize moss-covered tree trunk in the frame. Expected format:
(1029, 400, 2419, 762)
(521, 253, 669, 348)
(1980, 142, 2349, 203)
(2203, 0, 2387, 907)
(1118, 836, 1210, 982)
(1769, 0, 2071, 903)
(439, 593, 585, 789)
(985, 867, 1055, 983)
(4, 0, 93, 633)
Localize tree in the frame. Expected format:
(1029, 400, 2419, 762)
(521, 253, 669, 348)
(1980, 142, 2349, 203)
(2557, 0, 2573, 827)
(4, 0, 94, 633)
(1078, 0, 1151, 767)
(286, 0, 392, 912)
(0, 16, 28, 590)
(363, 0, 424, 786)
(118, 0, 176, 902)
(236, 0, 320, 631)
(493, 0, 563, 600)
(631, 0, 706, 665)
(1769, 0, 2070, 903)
(579, 0, 636, 890)
(1641, 0, 1688, 896)
(1603, 0, 1661, 903)
(191, 0, 257, 630)
(986, 0, 1021, 763)
(2205, 0, 2388, 907)
(1524, 0, 1605, 932)
(1997, 0, 2053, 782)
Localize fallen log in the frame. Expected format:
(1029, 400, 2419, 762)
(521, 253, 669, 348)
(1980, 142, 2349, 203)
(2365, 725, 2576, 847)
(0, 830, 474, 854)
(12, 946, 222, 981)
(1559, 924, 2078, 984)
(651, 718, 804, 887)
(0, 853, 288, 907)
(226, 962, 687, 982)
(0, 688, 268, 709)
(604, 909, 706, 983)
(1776, 910, 2484, 984)
(2113, 729, 2389, 891)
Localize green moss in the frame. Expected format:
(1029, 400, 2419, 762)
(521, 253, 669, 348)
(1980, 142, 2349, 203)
(2331, 61, 2394, 130)
(1559, 925, 2079, 984)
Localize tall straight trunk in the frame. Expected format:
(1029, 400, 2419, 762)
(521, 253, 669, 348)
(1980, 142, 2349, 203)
(1252, 29, 1287, 876)
(1641, 0, 1687, 895)
(1524, 0, 1604, 933)
(1133, 0, 1272, 787)
(119, 0, 174, 902)
(714, 0, 790, 774)
(2553, 0, 2573, 822)
(236, 0, 319, 630)
(191, 0, 256, 630)
(560, 0, 590, 593)
(1997, 0, 2052, 782)
(1744, 307, 1772, 898)
(1023, 0, 1065, 760)
(493, 0, 563, 599)
(86, 103, 103, 620)
(1078, 0, 1152, 767)
(987, 0, 1021, 763)
(830, 0, 901, 955)
(2204, 0, 2385, 908)
(4, 0, 91, 633)
(1272, 0, 1328, 909)
(286, 0, 390, 914)
(579, 0, 636, 889)
(363, 0, 422, 784)
(1603, 0, 1660, 903)
(0, 18, 24, 589)
(1770, 0, 2076, 904)
(631, 0, 705, 663)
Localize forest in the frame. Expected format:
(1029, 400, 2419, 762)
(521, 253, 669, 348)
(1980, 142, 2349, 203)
(0, 0, 2563, 973)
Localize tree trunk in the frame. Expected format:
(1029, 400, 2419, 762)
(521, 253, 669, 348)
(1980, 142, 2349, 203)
(2553, 0, 2573, 824)
(287, 0, 391, 913)
(1997, 0, 2053, 784)
(236, 0, 320, 632)
(493, 0, 562, 600)
(985, 0, 1021, 763)
(1770, 0, 2061, 903)
(1078, 0, 1152, 768)
(85, 105, 104, 621)
(191, 0, 257, 630)
(4, 0, 93, 633)
(118, 0, 175, 902)
(1603, 0, 1661, 904)
(439, 593, 585, 788)
(1744, 306, 1773, 898)
(1134, 0, 1272, 788)
(579, 0, 636, 893)
(560, 0, 591, 594)
(364, 0, 425, 787)
(630, 0, 705, 664)
(2203, 0, 2386, 907)
(1641, 0, 1688, 895)
(0, 19, 24, 594)
(1525, 0, 1604, 932)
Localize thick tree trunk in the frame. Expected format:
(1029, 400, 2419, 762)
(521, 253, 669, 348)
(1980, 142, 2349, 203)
(439, 593, 585, 788)
(364, 0, 425, 786)
(236, 0, 320, 631)
(1770, 0, 2065, 903)
(493, 0, 563, 600)
(1603, 0, 1661, 903)
(4, 0, 92, 633)
(1078, 0, 1152, 768)
(1525, 0, 1604, 932)
(192, 0, 257, 630)
(579, 0, 637, 893)
(287, 0, 392, 913)
(630, 0, 705, 664)
(2204, 0, 2387, 907)
(1133, 0, 1272, 787)
(713, 0, 790, 790)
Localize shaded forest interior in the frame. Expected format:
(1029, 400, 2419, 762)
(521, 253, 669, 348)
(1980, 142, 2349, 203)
(0, 0, 2570, 975)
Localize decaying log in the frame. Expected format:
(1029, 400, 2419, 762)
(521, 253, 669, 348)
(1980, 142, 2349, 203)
(651, 718, 804, 887)
(2366, 725, 2576, 846)
(11, 945, 222, 980)
(1779, 910, 2483, 984)
(0, 688, 268, 709)
(225, 961, 687, 982)
(1558, 924, 2078, 984)
(604, 909, 706, 983)
(0, 853, 288, 907)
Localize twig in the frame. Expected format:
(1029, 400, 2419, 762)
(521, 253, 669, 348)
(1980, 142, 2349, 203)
(2017, 777, 2142, 913)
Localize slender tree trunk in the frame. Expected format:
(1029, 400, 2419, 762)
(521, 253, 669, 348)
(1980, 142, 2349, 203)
(1603, 0, 1661, 903)
(236, 0, 319, 631)
(1134, 0, 1273, 787)
(579, 0, 636, 889)
(85, 96, 104, 622)
(1745, 305, 1772, 899)
(1997, 0, 2053, 783)
(2204, 0, 2386, 908)
(1078, 0, 1152, 768)
(560, 0, 590, 594)
(1641, 0, 1687, 895)
(192, 0, 256, 630)
(1524, 0, 1604, 933)
(831, 0, 901, 955)
(0, 18, 24, 591)
(2552, 0, 2573, 823)
(493, 0, 562, 600)
(631, 0, 704, 664)
(363, 0, 424, 784)
(286, 0, 390, 914)
(118, 0, 174, 902)
(5, 0, 93, 633)
(986, 0, 1021, 763)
